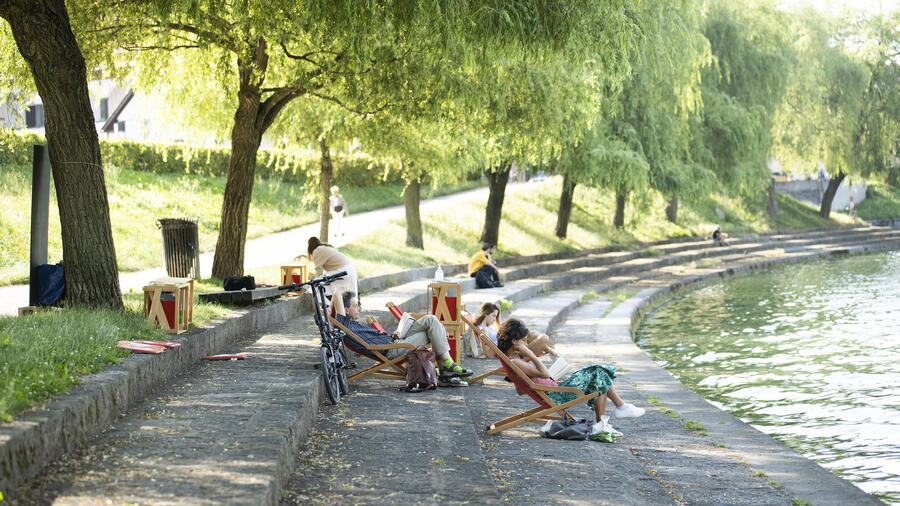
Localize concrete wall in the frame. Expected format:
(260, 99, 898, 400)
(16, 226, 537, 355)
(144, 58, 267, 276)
(775, 179, 866, 211)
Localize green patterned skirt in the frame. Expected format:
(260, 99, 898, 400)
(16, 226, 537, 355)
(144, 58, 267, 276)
(546, 364, 616, 407)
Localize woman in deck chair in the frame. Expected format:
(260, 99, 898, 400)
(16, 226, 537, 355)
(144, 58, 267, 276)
(497, 319, 645, 435)
(474, 302, 557, 359)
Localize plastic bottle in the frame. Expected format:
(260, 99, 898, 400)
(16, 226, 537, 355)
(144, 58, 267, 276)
(434, 264, 444, 282)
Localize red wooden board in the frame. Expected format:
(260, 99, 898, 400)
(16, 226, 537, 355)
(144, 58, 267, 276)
(135, 340, 182, 348)
(117, 341, 167, 354)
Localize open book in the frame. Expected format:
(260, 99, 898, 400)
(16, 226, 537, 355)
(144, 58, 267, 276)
(397, 312, 416, 340)
(547, 357, 570, 381)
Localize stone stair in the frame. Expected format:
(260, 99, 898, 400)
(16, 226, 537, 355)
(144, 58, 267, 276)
(4, 225, 896, 505)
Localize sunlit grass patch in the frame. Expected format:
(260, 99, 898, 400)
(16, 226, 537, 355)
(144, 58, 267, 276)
(0, 282, 230, 422)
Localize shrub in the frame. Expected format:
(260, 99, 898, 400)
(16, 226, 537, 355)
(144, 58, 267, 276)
(0, 129, 403, 186)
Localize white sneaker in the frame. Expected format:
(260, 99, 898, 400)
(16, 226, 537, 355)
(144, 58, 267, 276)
(614, 403, 645, 419)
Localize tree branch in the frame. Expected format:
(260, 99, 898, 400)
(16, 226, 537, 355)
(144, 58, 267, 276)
(308, 91, 391, 118)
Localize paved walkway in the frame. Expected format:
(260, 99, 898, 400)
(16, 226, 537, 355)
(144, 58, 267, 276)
(5, 224, 898, 504)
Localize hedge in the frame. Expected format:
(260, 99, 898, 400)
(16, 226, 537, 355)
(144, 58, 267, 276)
(0, 129, 402, 187)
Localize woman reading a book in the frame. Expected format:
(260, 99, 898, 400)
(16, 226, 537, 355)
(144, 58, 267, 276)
(474, 302, 557, 359)
(497, 318, 644, 435)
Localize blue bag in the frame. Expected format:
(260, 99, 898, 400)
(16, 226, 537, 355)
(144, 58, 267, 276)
(37, 263, 65, 305)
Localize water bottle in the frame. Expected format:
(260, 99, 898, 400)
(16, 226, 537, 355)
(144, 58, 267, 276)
(434, 264, 444, 282)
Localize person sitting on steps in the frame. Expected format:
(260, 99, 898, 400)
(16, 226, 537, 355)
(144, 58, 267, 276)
(474, 301, 557, 359)
(469, 243, 503, 289)
(497, 318, 645, 435)
(712, 225, 729, 247)
(332, 290, 473, 387)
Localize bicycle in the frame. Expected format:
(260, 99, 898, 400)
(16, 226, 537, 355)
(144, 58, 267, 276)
(287, 271, 352, 404)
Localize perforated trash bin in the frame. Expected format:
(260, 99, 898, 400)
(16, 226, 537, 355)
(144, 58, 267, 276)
(157, 217, 200, 278)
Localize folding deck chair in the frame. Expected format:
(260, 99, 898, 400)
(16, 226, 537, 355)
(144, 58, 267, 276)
(460, 310, 505, 384)
(478, 335, 599, 435)
(330, 316, 417, 383)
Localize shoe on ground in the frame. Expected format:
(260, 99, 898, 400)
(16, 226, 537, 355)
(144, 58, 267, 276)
(438, 376, 468, 387)
(440, 363, 473, 378)
(591, 420, 623, 437)
(614, 403, 645, 419)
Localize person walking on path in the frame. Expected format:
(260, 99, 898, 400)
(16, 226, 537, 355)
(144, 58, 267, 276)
(329, 186, 349, 237)
(307, 236, 358, 296)
(469, 243, 503, 288)
(497, 319, 645, 435)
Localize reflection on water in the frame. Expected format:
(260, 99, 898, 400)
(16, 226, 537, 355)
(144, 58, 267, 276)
(635, 250, 900, 503)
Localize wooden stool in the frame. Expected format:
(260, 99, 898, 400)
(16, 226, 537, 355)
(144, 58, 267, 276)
(280, 264, 308, 285)
(427, 282, 466, 363)
(143, 277, 194, 334)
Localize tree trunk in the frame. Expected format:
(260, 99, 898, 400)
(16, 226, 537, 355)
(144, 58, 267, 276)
(555, 174, 576, 239)
(819, 170, 845, 219)
(767, 177, 779, 218)
(403, 175, 423, 249)
(614, 189, 627, 229)
(480, 163, 510, 246)
(665, 193, 678, 223)
(318, 138, 333, 242)
(0, 0, 121, 308)
(211, 38, 305, 278)
(211, 79, 263, 278)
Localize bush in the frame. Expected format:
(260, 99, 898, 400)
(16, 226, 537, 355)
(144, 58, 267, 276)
(0, 129, 403, 186)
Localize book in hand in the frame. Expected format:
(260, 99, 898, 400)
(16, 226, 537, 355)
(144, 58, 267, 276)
(547, 357, 570, 381)
(397, 312, 416, 339)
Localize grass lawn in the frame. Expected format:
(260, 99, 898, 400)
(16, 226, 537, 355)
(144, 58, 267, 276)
(0, 163, 481, 286)
(0, 279, 229, 422)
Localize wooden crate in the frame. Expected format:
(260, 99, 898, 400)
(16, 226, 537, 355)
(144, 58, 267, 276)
(427, 282, 466, 363)
(143, 277, 193, 334)
(280, 264, 308, 286)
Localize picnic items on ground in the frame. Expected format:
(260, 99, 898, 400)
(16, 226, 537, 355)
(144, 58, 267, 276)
(540, 419, 591, 441)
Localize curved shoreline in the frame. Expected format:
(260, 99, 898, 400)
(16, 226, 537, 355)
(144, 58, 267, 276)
(600, 242, 897, 505)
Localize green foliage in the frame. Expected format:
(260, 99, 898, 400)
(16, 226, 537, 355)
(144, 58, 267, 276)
(0, 129, 402, 186)
(856, 184, 900, 220)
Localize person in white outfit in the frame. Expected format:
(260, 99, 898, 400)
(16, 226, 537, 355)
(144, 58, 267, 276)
(307, 236, 357, 296)
(329, 185, 348, 237)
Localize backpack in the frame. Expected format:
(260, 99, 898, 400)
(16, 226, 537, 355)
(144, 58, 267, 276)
(399, 348, 437, 393)
(541, 418, 591, 440)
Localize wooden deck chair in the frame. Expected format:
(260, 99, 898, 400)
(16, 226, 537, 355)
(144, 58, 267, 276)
(478, 335, 599, 435)
(330, 316, 416, 383)
(459, 310, 505, 384)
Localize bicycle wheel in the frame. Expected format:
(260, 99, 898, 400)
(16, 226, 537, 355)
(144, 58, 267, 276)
(337, 345, 350, 395)
(320, 345, 341, 404)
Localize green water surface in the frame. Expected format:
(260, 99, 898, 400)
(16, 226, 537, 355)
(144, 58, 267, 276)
(635, 250, 900, 503)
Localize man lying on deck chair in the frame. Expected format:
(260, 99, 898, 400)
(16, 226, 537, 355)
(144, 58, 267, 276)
(332, 290, 474, 386)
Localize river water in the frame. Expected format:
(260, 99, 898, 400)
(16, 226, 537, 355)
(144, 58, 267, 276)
(634, 250, 900, 504)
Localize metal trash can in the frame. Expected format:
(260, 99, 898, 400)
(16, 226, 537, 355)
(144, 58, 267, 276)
(157, 217, 200, 278)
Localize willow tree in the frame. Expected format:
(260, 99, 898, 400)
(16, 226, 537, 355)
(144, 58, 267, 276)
(698, 0, 795, 201)
(83, 1, 617, 278)
(595, 0, 712, 227)
(773, 7, 900, 217)
(0, 0, 122, 307)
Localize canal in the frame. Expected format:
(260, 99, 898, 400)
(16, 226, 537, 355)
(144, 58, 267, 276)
(634, 250, 900, 503)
